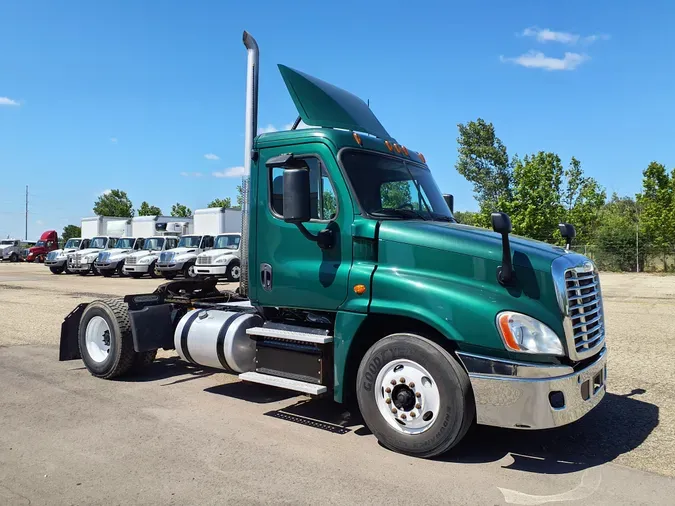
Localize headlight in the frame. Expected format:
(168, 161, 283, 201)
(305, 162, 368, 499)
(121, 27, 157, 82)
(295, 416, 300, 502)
(216, 255, 230, 263)
(139, 256, 153, 264)
(496, 311, 564, 356)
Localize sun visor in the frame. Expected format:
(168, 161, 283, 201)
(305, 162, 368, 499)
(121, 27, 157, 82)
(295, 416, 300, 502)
(278, 64, 390, 139)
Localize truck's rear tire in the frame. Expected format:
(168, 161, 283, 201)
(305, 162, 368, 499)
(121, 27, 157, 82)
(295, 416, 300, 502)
(356, 333, 475, 458)
(50, 266, 65, 274)
(78, 299, 136, 379)
(226, 261, 241, 282)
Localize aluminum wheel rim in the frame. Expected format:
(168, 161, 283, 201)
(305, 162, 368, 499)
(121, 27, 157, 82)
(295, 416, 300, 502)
(231, 265, 241, 279)
(85, 316, 111, 363)
(187, 265, 197, 278)
(374, 359, 440, 434)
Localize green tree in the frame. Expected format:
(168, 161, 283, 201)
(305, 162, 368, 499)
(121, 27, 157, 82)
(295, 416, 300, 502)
(636, 162, 675, 269)
(137, 201, 163, 216)
(234, 184, 244, 210)
(61, 225, 81, 245)
(455, 118, 511, 225)
(93, 189, 134, 217)
(562, 157, 606, 245)
(207, 198, 232, 209)
(453, 211, 482, 226)
(381, 181, 412, 209)
(171, 203, 192, 217)
(594, 194, 642, 271)
(322, 191, 337, 219)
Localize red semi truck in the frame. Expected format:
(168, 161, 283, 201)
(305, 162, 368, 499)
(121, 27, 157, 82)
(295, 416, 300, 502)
(25, 230, 59, 263)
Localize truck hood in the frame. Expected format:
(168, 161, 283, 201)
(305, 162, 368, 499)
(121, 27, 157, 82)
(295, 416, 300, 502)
(167, 247, 197, 256)
(105, 248, 132, 256)
(0, 245, 14, 252)
(128, 250, 160, 260)
(74, 247, 104, 257)
(378, 221, 567, 273)
(29, 246, 48, 254)
(198, 250, 235, 258)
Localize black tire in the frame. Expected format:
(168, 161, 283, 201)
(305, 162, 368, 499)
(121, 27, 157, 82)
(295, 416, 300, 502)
(91, 263, 100, 276)
(162, 271, 177, 280)
(50, 266, 65, 274)
(100, 269, 114, 277)
(78, 298, 136, 379)
(148, 260, 159, 279)
(116, 262, 125, 276)
(356, 333, 475, 458)
(226, 260, 241, 282)
(182, 262, 197, 279)
(132, 350, 157, 372)
(9, 253, 18, 263)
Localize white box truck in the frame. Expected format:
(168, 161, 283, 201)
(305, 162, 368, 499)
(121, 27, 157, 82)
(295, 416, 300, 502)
(0, 239, 22, 262)
(45, 238, 91, 274)
(194, 233, 242, 281)
(68, 217, 131, 275)
(157, 208, 241, 280)
(122, 219, 193, 278)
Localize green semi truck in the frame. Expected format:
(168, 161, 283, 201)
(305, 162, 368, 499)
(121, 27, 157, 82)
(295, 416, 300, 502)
(59, 31, 607, 458)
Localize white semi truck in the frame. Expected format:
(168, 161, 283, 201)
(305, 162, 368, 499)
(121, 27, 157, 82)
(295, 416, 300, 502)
(194, 232, 242, 281)
(0, 239, 22, 262)
(45, 238, 91, 274)
(156, 208, 241, 280)
(68, 217, 132, 276)
(122, 219, 192, 278)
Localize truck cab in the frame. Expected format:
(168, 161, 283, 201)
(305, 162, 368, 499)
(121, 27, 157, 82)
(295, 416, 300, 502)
(25, 230, 59, 263)
(94, 237, 145, 277)
(0, 239, 22, 262)
(60, 31, 607, 459)
(68, 236, 118, 276)
(156, 234, 214, 280)
(123, 236, 180, 278)
(45, 238, 91, 274)
(194, 233, 241, 281)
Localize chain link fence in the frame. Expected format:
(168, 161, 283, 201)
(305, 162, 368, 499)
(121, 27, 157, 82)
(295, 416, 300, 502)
(571, 242, 675, 272)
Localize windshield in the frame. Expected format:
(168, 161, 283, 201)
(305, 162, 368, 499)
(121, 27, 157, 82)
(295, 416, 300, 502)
(115, 238, 135, 249)
(90, 237, 107, 249)
(36, 240, 46, 247)
(178, 236, 201, 248)
(340, 150, 454, 222)
(144, 238, 165, 251)
(214, 235, 240, 250)
(64, 239, 81, 249)
(1, 240, 13, 245)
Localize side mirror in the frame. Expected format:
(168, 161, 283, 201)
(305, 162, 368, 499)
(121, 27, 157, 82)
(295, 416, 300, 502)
(283, 168, 311, 224)
(491, 212, 515, 285)
(443, 194, 454, 214)
(558, 223, 576, 250)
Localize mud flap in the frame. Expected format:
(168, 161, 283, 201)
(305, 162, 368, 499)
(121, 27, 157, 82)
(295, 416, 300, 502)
(129, 304, 176, 352)
(59, 303, 88, 361)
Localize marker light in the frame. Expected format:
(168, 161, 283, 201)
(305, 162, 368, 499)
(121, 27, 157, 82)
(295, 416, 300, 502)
(418, 153, 426, 163)
(353, 284, 367, 295)
(353, 132, 362, 146)
(393, 144, 401, 154)
(496, 311, 564, 356)
(385, 141, 393, 151)
(401, 146, 409, 156)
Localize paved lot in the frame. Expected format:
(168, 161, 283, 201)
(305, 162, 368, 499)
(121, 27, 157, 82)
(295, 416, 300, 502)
(1, 263, 675, 505)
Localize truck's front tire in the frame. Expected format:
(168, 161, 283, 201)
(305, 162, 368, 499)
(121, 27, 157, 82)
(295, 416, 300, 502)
(50, 266, 65, 274)
(9, 253, 18, 262)
(226, 260, 241, 282)
(78, 299, 137, 379)
(148, 261, 160, 278)
(356, 333, 474, 458)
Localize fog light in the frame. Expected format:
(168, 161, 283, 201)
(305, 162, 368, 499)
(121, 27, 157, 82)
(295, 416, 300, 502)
(549, 391, 565, 409)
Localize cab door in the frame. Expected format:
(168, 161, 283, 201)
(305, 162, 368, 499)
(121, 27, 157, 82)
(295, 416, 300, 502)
(254, 142, 353, 311)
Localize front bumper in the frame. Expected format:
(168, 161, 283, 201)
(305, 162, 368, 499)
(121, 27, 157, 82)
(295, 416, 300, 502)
(95, 260, 120, 271)
(457, 348, 607, 430)
(45, 258, 67, 267)
(195, 265, 227, 275)
(157, 262, 184, 272)
(68, 262, 92, 272)
(123, 264, 149, 273)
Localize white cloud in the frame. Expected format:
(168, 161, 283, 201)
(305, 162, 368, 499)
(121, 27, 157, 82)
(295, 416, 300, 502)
(110, 137, 118, 143)
(501, 51, 589, 71)
(0, 97, 19, 106)
(258, 124, 278, 134)
(204, 153, 220, 160)
(212, 166, 247, 178)
(180, 171, 203, 177)
(36, 220, 44, 225)
(521, 27, 609, 45)
(98, 189, 112, 197)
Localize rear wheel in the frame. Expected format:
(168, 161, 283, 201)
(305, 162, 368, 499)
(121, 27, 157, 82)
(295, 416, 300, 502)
(356, 333, 474, 458)
(226, 261, 241, 282)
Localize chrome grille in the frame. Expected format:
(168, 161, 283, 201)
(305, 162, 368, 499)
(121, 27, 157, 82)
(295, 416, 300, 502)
(97, 252, 111, 263)
(46, 251, 59, 261)
(197, 255, 211, 265)
(159, 251, 175, 264)
(73, 253, 82, 266)
(126, 256, 137, 265)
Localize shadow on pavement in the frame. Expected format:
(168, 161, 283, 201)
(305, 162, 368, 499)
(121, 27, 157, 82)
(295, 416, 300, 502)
(205, 381, 297, 403)
(119, 356, 216, 385)
(442, 389, 658, 474)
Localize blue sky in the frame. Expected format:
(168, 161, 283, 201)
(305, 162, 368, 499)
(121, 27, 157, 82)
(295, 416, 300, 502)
(1, 0, 674, 239)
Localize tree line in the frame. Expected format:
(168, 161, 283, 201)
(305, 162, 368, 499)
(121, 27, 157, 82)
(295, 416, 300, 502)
(453, 118, 675, 271)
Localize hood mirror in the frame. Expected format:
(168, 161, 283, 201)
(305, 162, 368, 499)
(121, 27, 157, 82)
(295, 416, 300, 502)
(558, 223, 576, 250)
(491, 212, 515, 285)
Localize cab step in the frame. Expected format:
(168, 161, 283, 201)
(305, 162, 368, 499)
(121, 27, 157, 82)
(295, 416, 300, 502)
(238, 371, 328, 395)
(246, 323, 333, 344)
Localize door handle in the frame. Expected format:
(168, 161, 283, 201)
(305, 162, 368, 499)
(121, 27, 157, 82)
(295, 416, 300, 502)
(260, 263, 273, 292)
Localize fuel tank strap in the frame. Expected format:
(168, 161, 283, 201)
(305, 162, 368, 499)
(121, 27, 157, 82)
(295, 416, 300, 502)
(180, 309, 204, 365)
(215, 312, 240, 370)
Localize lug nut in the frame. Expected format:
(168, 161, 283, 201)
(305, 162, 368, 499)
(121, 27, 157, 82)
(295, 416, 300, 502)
(391, 408, 397, 414)
(415, 392, 421, 398)
(385, 387, 391, 393)
(416, 403, 421, 409)
(385, 398, 391, 404)
(390, 380, 396, 385)
(410, 412, 416, 418)
(400, 414, 407, 420)
(409, 382, 415, 388)
(399, 377, 406, 383)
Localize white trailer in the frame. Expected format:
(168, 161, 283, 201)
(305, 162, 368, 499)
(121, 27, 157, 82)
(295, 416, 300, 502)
(81, 217, 132, 238)
(193, 208, 242, 235)
(131, 216, 193, 238)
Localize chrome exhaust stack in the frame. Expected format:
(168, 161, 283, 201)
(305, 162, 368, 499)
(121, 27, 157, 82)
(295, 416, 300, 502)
(239, 31, 259, 298)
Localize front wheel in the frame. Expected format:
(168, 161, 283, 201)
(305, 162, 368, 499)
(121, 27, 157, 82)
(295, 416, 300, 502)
(9, 253, 18, 263)
(356, 333, 475, 458)
(148, 261, 160, 279)
(183, 262, 197, 279)
(226, 261, 241, 282)
(50, 266, 65, 274)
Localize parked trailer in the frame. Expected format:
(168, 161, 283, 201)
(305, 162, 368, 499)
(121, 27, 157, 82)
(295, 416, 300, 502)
(59, 32, 607, 459)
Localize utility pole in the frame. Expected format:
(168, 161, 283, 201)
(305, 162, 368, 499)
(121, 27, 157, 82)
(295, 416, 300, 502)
(25, 185, 28, 241)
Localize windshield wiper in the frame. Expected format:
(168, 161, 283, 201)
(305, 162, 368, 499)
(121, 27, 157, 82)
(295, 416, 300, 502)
(371, 208, 429, 221)
(429, 213, 456, 223)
